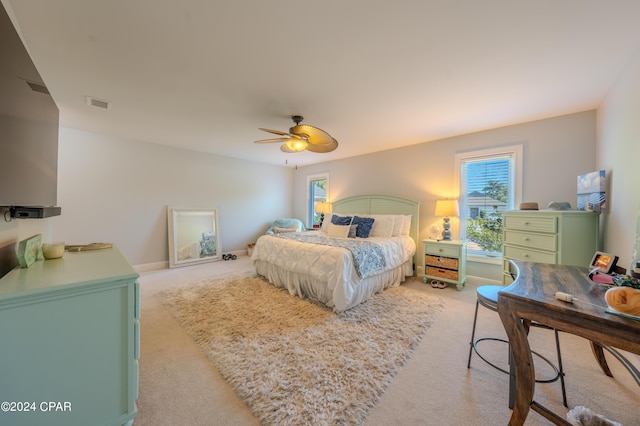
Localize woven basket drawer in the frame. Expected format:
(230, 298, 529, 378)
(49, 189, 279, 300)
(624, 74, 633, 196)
(425, 255, 459, 269)
(426, 266, 459, 281)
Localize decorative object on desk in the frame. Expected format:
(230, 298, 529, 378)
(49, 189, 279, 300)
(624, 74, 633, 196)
(577, 169, 606, 211)
(42, 242, 65, 259)
(434, 199, 459, 241)
(547, 201, 572, 210)
(315, 201, 331, 227)
(589, 251, 618, 274)
(612, 273, 640, 290)
(519, 201, 538, 210)
(605, 286, 640, 317)
(65, 242, 113, 252)
(17, 234, 42, 267)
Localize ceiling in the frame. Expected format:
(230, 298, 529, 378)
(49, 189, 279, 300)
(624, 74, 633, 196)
(5, 0, 640, 167)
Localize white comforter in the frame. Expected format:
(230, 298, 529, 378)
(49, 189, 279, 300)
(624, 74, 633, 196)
(252, 231, 416, 312)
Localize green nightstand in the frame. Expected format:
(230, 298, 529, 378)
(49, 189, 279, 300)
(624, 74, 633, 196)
(422, 239, 467, 290)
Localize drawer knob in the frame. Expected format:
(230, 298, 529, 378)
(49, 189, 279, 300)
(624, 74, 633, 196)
(438, 249, 443, 252)
(524, 221, 530, 225)
(524, 254, 529, 258)
(523, 237, 530, 241)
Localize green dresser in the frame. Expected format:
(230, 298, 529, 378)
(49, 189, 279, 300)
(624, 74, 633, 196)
(0, 247, 139, 426)
(502, 210, 599, 284)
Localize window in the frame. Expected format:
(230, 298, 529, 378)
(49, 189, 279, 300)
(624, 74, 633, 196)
(307, 173, 329, 228)
(455, 145, 522, 259)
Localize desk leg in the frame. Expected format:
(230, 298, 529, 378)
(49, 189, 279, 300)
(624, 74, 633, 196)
(498, 297, 535, 426)
(590, 342, 614, 377)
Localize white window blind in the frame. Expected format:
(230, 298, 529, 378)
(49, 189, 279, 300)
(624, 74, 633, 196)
(456, 145, 522, 257)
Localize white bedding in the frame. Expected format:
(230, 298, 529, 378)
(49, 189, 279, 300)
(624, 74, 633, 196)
(251, 231, 416, 312)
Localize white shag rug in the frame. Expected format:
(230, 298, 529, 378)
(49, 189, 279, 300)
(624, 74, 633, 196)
(159, 274, 444, 426)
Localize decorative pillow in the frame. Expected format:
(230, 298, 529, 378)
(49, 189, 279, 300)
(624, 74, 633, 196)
(352, 216, 375, 238)
(327, 222, 350, 238)
(273, 227, 297, 234)
(369, 215, 394, 238)
(348, 224, 358, 238)
(331, 215, 353, 226)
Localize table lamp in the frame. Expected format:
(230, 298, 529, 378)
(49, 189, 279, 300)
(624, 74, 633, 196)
(435, 199, 459, 241)
(315, 201, 331, 227)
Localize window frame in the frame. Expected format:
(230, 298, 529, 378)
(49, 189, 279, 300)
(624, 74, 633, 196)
(454, 144, 523, 262)
(306, 173, 329, 229)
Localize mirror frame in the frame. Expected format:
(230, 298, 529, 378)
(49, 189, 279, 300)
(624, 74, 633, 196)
(167, 206, 221, 268)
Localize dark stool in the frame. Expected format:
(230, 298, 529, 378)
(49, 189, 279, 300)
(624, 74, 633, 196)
(467, 285, 568, 407)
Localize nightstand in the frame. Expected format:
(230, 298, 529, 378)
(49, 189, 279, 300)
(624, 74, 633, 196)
(422, 239, 467, 290)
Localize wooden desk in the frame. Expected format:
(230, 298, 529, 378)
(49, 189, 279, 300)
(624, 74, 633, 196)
(497, 260, 640, 425)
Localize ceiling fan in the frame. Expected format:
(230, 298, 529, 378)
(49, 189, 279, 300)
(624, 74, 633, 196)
(255, 115, 338, 153)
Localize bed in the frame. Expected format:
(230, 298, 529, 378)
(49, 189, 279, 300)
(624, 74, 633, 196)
(252, 194, 420, 312)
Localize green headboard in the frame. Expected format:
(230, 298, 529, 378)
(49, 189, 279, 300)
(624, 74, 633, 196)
(332, 194, 420, 270)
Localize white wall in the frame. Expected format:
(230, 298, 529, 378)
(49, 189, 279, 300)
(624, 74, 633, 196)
(54, 127, 293, 267)
(294, 111, 596, 281)
(597, 43, 640, 270)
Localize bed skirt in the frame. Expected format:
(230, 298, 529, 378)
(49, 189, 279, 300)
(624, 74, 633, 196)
(254, 259, 413, 312)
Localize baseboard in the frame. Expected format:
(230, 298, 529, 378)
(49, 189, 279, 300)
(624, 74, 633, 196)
(134, 261, 168, 273)
(465, 274, 502, 288)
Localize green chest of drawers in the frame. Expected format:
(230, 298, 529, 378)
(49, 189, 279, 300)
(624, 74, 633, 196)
(0, 247, 140, 426)
(502, 210, 599, 284)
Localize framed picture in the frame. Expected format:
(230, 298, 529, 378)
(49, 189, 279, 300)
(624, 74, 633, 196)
(577, 170, 606, 211)
(589, 251, 618, 274)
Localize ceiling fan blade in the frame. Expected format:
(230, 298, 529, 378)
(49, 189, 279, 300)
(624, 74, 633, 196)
(259, 128, 292, 137)
(255, 138, 290, 144)
(305, 138, 338, 153)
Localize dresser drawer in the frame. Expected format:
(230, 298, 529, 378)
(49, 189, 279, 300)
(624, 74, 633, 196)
(504, 215, 557, 233)
(424, 243, 459, 258)
(426, 266, 459, 281)
(504, 230, 557, 251)
(504, 245, 557, 264)
(425, 255, 459, 269)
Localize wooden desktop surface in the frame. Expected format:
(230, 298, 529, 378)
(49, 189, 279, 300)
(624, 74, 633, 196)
(497, 260, 640, 425)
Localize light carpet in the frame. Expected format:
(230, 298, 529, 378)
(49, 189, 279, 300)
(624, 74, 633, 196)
(159, 274, 444, 425)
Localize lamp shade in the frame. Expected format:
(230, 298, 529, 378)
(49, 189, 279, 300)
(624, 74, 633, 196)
(435, 199, 459, 217)
(315, 201, 331, 213)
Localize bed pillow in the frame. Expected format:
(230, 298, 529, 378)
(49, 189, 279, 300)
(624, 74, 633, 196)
(400, 215, 412, 235)
(352, 216, 375, 238)
(320, 213, 333, 233)
(368, 215, 395, 238)
(327, 222, 351, 238)
(331, 214, 353, 226)
(348, 224, 358, 238)
(391, 215, 404, 236)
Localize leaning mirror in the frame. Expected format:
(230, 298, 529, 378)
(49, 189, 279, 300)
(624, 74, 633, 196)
(168, 206, 221, 268)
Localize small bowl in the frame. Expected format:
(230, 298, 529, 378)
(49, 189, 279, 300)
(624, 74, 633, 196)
(42, 242, 65, 260)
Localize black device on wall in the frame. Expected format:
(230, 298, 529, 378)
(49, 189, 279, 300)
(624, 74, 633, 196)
(0, 4, 61, 217)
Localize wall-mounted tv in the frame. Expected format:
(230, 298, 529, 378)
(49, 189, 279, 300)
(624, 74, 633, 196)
(0, 4, 60, 215)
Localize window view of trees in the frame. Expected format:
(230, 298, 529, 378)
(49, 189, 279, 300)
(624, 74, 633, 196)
(466, 180, 507, 254)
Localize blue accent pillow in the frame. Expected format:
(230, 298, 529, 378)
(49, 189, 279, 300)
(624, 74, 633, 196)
(352, 216, 375, 238)
(331, 215, 352, 226)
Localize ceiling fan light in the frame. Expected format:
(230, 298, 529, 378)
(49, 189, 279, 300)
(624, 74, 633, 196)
(285, 139, 308, 152)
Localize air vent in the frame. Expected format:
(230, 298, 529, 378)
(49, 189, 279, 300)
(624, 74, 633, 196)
(25, 80, 50, 95)
(85, 96, 109, 109)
